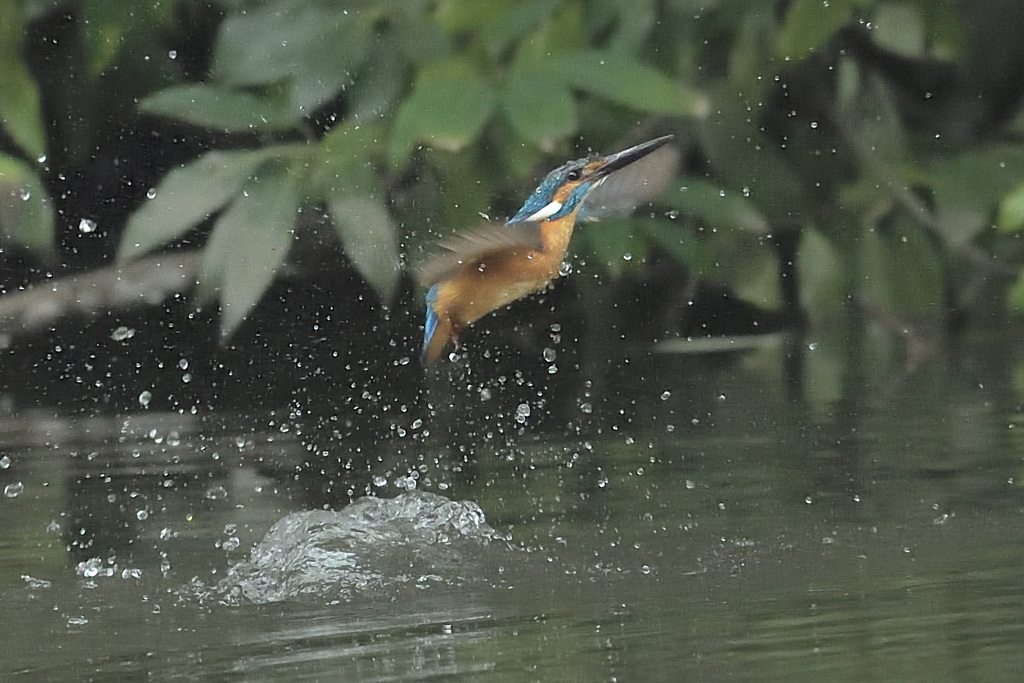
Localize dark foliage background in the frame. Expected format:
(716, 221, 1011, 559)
(3, 0, 1024, 426)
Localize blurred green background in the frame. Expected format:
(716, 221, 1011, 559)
(3, 0, 1024, 400)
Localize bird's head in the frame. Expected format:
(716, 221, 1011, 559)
(508, 134, 673, 224)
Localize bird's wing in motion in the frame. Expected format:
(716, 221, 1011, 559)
(579, 144, 679, 221)
(416, 223, 545, 288)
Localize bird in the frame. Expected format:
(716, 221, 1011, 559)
(418, 134, 676, 363)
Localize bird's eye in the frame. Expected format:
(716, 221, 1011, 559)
(566, 169, 581, 181)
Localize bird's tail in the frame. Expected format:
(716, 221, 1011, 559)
(422, 285, 453, 363)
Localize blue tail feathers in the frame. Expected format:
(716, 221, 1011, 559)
(422, 284, 440, 359)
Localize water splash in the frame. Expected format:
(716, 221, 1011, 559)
(188, 491, 509, 605)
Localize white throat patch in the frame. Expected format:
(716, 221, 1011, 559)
(524, 200, 562, 221)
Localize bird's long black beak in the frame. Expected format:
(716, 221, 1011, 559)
(593, 134, 674, 180)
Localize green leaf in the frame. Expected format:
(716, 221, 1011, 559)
(118, 147, 293, 262)
(139, 84, 299, 132)
(0, 153, 54, 256)
(727, 10, 775, 96)
(997, 181, 1024, 233)
(435, 0, 511, 33)
(389, 60, 498, 168)
(604, 0, 656, 55)
(482, 0, 559, 58)
(697, 105, 810, 226)
(76, 1, 176, 76)
(502, 65, 577, 149)
(199, 169, 298, 339)
(516, 0, 585, 62)
(390, 2, 451, 63)
(211, 1, 372, 114)
(345, 40, 407, 122)
(668, 180, 769, 234)
(543, 50, 708, 118)
(578, 218, 647, 278)
(913, 146, 1024, 247)
(641, 218, 717, 274)
(796, 227, 845, 316)
(312, 122, 384, 198)
(732, 248, 781, 309)
(0, 3, 45, 159)
(872, 2, 925, 57)
(859, 215, 943, 312)
(777, 0, 864, 59)
(329, 197, 401, 303)
(1008, 269, 1024, 312)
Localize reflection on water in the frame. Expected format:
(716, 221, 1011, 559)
(2, 325, 1024, 680)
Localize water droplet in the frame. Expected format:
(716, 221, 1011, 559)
(205, 485, 228, 500)
(373, 475, 388, 487)
(542, 348, 556, 362)
(580, 402, 593, 414)
(146, 188, 157, 199)
(22, 575, 51, 590)
(558, 262, 573, 276)
(78, 218, 97, 234)
(111, 326, 135, 341)
(168, 49, 177, 60)
(515, 403, 531, 424)
(76, 557, 112, 578)
(0, 455, 10, 469)
(4, 481, 24, 498)
(138, 390, 152, 407)
(121, 567, 143, 579)
(221, 536, 240, 552)
(804, 495, 813, 504)
(19, 187, 30, 201)
(136, 509, 149, 521)
(178, 358, 189, 370)
(660, 390, 671, 400)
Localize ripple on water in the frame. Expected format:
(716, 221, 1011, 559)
(184, 491, 510, 606)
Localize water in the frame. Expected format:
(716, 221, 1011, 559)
(2, 327, 1024, 680)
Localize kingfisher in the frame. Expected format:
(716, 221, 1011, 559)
(418, 134, 676, 363)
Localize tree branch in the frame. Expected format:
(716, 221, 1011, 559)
(0, 251, 201, 342)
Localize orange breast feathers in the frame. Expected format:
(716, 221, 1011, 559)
(418, 207, 581, 363)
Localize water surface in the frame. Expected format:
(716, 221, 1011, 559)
(2, 326, 1023, 681)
